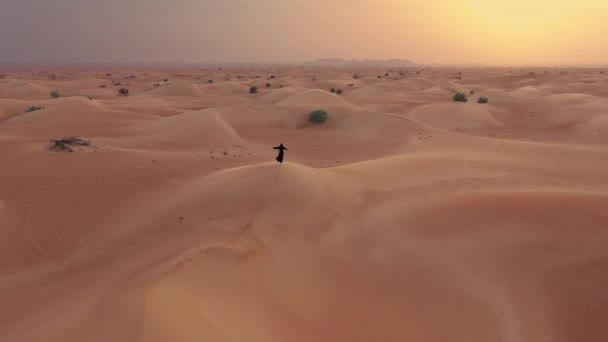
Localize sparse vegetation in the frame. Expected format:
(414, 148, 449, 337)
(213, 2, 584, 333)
(453, 92, 468, 102)
(266, 83, 272, 88)
(330, 88, 336, 93)
(208, 79, 214, 83)
(478, 97, 489, 104)
(270, 75, 275, 79)
(50, 91, 60, 98)
(249, 86, 258, 94)
(153, 83, 161, 87)
(163, 79, 169, 82)
(99, 85, 107, 88)
(336, 89, 343, 95)
(48, 137, 91, 153)
(25, 106, 43, 113)
(308, 109, 328, 123)
(119, 88, 129, 96)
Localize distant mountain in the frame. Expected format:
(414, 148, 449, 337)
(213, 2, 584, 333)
(304, 58, 417, 67)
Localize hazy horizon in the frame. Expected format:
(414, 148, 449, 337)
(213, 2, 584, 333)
(1, 0, 607, 65)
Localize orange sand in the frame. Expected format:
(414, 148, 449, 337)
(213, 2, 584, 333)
(1, 66, 607, 342)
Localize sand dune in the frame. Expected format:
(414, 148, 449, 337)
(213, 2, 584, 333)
(1, 66, 608, 342)
(147, 82, 204, 97)
(104, 108, 244, 150)
(276, 89, 354, 107)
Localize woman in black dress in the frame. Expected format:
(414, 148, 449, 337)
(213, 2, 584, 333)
(273, 143, 288, 164)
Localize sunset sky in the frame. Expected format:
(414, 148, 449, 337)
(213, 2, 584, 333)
(1, 0, 607, 65)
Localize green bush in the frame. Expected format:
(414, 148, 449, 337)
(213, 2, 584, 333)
(208, 79, 214, 83)
(266, 83, 272, 88)
(50, 91, 60, 98)
(25, 106, 43, 113)
(453, 92, 468, 102)
(478, 97, 489, 104)
(119, 88, 129, 96)
(336, 89, 343, 95)
(330, 88, 336, 93)
(250, 86, 258, 94)
(308, 109, 328, 123)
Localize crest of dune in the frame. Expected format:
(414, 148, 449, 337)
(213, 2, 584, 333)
(276, 89, 354, 107)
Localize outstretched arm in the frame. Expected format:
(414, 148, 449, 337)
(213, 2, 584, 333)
(273, 146, 279, 149)
(284, 147, 288, 150)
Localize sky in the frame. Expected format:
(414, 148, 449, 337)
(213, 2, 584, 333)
(1, 0, 607, 65)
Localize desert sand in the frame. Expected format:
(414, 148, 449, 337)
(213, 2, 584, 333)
(1, 66, 607, 342)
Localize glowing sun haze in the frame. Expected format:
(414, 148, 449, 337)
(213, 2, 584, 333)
(1, 0, 606, 64)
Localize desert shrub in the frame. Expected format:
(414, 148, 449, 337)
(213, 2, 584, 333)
(270, 75, 275, 79)
(25, 106, 43, 113)
(119, 88, 129, 96)
(163, 79, 169, 82)
(353, 74, 360, 79)
(48, 137, 91, 153)
(266, 83, 272, 88)
(87, 96, 94, 100)
(280, 85, 284, 88)
(385, 73, 389, 77)
(50, 91, 60, 98)
(347, 83, 354, 87)
(153, 83, 160, 87)
(249, 86, 258, 94)
(99, 85, 107, 88)
(336, 89, 343, 95)
(330, 88, 336, 93)
(377, 75, 382, 79)
(478, 97, 489, 104)
(453, 92, 468, 102)
(113, 82, 121, 86)
(308, 109, 328, 123)
(208, 79, 214, 83)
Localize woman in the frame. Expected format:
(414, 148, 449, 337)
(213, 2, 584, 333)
(273, 143, 288, 164)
